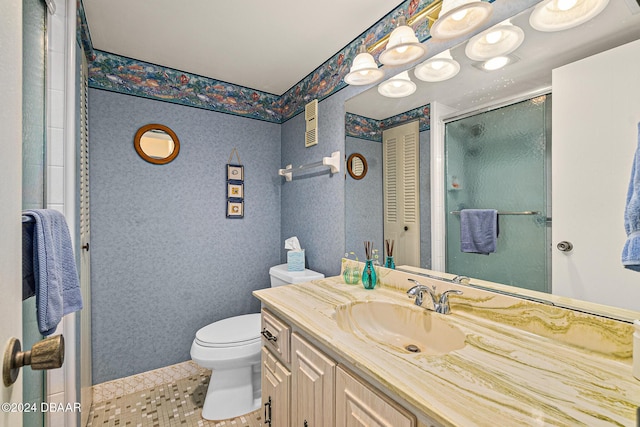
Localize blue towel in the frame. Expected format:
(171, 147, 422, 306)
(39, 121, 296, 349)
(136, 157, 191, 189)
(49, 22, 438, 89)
(23, 209, 83, 335)
(622, 123, 640, 271)
(460, 209, 498, 255)
(22, 217, 36, 300)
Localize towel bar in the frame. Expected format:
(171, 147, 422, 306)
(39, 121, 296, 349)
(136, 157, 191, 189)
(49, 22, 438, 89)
(278, 151, 341, 182)
(450, 210, 540, 215)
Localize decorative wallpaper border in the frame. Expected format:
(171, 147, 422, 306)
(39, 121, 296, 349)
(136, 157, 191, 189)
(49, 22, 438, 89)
(346, 104, 431, 142)
(76, 0, 94, 61)
(80, 0, 490, 123)
(88, 50, 283, 123)
(346, 113, 382, 142)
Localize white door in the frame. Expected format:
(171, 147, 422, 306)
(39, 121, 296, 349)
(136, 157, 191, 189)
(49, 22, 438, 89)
(383, 121, 420, 267)
(1, 1, 24, 425)
(552, 39, 640, 310)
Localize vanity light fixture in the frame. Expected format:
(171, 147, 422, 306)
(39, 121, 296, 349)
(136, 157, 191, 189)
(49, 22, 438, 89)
(378, 15, 426, 66)
(529, 0, 610, 32)
(475, 55, 519, 71)
(465, 20, 525, 61)
(377, 71, 417, 98)
(430, 0, 493, 40)
(344, 41, 385, 86)
(414, 50, 460, 82)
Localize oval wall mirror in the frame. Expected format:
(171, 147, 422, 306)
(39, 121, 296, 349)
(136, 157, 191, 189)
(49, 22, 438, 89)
(347, 153, 368, 180)
(134, 124, 180, 165)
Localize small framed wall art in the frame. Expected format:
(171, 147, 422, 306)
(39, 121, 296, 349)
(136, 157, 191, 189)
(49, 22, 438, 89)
(226, 200, 244, 218)
(227, 182, 244, 199)
(227, 164, 244, 181)
(226, 148, 244, 219)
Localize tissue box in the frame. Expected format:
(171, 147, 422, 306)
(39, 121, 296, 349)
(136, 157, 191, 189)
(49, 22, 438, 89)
(287, 250, 305, 272)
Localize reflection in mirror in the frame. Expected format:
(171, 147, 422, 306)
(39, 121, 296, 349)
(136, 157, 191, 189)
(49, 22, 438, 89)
(347, 153, 368, 180)
(345, 0, 640, 316)
(134, 124, 180, 164)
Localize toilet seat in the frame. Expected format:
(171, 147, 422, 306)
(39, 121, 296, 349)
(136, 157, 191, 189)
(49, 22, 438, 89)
(195, 313, 261, 348)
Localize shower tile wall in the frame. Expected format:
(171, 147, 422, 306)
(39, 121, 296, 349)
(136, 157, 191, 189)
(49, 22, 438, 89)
(89, 89, 282, 384)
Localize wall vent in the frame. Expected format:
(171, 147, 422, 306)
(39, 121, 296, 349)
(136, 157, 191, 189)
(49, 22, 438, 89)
(305, 99, 318, 147)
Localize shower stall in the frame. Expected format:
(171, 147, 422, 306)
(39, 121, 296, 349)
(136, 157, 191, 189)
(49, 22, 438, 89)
(444, 95, 551, 293)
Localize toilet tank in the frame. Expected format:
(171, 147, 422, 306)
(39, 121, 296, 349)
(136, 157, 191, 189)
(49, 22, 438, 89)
(269, 263, 324, 287)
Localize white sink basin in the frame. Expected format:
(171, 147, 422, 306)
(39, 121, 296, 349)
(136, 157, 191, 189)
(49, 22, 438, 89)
(335, 301, 466, 355)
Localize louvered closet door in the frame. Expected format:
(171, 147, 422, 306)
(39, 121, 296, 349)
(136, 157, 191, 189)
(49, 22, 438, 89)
(383, 121, 420, 267)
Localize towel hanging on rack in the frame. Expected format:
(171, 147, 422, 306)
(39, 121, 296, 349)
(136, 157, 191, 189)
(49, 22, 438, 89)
(23, 209, 83, 335)
(460, 209, 499, 255)
(622, 123, 640, 271)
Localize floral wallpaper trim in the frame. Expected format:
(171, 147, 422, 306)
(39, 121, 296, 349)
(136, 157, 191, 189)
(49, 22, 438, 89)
(346, 113, 382, 142)
(278, 0, 441, 122)
(382, 104, 431, 133)
(82, 0, 490, 123)
(77, 0, 95, 61)
(346, 104, 430, 143)
(88, 50, 284, 123)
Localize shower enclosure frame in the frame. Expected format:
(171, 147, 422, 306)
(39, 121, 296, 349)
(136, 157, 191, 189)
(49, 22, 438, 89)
(430, 88, 552, 291)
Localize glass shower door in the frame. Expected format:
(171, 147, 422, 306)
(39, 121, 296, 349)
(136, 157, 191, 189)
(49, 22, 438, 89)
(445, 96, 550, 292)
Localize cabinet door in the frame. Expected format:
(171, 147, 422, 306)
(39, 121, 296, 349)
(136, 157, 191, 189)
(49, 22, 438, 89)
(336, 366, 415, 427)
(292, 333, 336, 427)
(262, 347, 291, 427)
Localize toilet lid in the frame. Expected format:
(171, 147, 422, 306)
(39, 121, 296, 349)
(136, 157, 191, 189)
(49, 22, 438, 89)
(195, 313, 261, 347)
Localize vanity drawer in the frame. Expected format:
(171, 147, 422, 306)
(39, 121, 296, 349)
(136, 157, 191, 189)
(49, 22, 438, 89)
(336, 366, 416, 427)
(261, 308, 291, 364)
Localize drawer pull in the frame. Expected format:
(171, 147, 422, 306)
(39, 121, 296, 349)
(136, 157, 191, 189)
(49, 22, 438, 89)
(261, 328, 278, 342)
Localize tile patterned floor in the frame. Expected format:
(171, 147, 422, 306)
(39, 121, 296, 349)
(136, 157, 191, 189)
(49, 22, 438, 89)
(86, 371, 263, 427)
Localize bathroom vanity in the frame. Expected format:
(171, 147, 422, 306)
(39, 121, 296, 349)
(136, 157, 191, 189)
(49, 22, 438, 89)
(253, 264, 640, 426)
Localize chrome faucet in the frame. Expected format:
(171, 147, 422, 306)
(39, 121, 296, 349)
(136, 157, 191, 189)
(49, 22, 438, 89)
(407, 279, 463, 314)
(452, 275, 470, 285)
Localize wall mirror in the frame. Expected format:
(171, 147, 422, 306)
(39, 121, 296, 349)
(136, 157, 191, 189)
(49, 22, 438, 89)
(134, 124, 180, 164)
(347, 153, 368, 180)
(344, 0, 640, 319)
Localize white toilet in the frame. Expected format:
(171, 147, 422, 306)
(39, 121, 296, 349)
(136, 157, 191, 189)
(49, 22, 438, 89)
(190, 264, 324, 420)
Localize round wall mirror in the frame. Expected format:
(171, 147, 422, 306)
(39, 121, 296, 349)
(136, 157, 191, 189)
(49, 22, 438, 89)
(134, 124, 180, 164)
(347, 153, 368, 180)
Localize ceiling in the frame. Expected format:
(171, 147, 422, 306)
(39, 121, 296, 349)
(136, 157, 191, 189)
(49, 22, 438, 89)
(82, 0, 404, 95)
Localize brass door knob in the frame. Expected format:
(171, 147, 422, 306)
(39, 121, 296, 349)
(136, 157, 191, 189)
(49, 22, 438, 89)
(3, 335, 64, 387)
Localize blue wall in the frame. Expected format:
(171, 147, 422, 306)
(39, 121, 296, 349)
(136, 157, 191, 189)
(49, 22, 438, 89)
(89, 89, 282, 383)
(344, 129, 431, 268)
(279, 87, 357, 276)
(345, 137, 383, 261)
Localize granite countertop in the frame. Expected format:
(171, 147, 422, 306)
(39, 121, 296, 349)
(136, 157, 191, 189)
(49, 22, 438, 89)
(253, 273, 640, 427)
